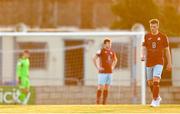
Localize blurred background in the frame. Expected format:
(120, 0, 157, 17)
(0, 0, 180, 105)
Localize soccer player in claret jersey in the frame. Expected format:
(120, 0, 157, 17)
(93, 38, 117, 105)
(142, 19, 172, 107)
(16, 49, 31, 104)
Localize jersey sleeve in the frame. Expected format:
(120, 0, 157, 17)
(163, 34, 169, 48)
(16, 60, 22, 78)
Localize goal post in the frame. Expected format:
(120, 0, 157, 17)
(0, 30, 146, 104)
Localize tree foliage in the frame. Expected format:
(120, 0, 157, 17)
(111, 0, 180, 36)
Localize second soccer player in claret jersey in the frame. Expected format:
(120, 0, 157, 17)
(93, 38, 117, 105)
(142, 19, 172, 107)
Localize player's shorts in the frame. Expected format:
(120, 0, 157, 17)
(98, 73, 112, 85)
(19, 77, 30, 89)
(146, 64, 163, 80)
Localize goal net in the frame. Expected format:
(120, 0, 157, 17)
(0, 31, 146, 104)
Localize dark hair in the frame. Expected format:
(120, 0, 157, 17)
(149, 19, 159, 25)
(23, 49, 29, 54)
(19, 49, 29, 58)
(103, 38, 111, 44)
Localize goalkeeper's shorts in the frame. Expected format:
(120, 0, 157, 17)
(19, 77, 30, 89)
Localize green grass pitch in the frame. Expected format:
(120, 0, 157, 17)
(0, 105, 180, 114)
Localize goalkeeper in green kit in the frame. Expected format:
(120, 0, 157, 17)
(16, 49, 31, 104)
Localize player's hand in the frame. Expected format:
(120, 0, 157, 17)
(112, 66, 115, 70)
(98, 67, 104, 72)
(141, 56, 145, 61)
(166, 64, 172, 71)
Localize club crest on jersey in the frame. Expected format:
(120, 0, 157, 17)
(157, 37, 161, 41)
(148, 37, 152, 40)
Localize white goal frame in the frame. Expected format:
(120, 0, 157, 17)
(0, 31, 146, 105)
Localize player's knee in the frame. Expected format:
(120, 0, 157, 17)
(147, 80, 153, 87)
(97, 85, 103, 90)
(104, 84, 109, 90)
(153, 81, 159, 87)
(103, 87, 108, 91)
(21, 88, 28, 94)
(153, 77, 160, 82)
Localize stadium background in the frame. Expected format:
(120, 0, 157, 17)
(0, 0, 180, 105)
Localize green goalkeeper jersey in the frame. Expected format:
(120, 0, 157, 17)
(16, 57, 30, 78)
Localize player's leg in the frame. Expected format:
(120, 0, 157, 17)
(152, 77, 161, 107)
(153, 65, 163, 100)
(96, 74, 105, 104)
(22, 78, 31, 104)
(18, 88, 27, 103)
(153, 77, 160, 100)
(96, 85, 103, 104)
(22, 88, 31, 105)
(147, 80, 153, 96)
(18, 78, 30, 104)
(146, 66, 156, 106)
(102, 84, 109, 105)
(102, 74, 112, 105)
(146, 67, 153, 96)
(17, 78, 26, 103)
(152, 65, 163, 106)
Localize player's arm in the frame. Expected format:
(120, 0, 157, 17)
(16, 60, 22, 84)
(112, 53, 117, 70)
(93, 52, 104, 71)
(164, 35, 172, 71)
(165, 47, 172, 71)
(141, 46, 146, 61)
(93, 55, 99, 69)
(141, 35, 147, 61)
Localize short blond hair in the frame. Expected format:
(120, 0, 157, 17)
(149, 19, 159, 25)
